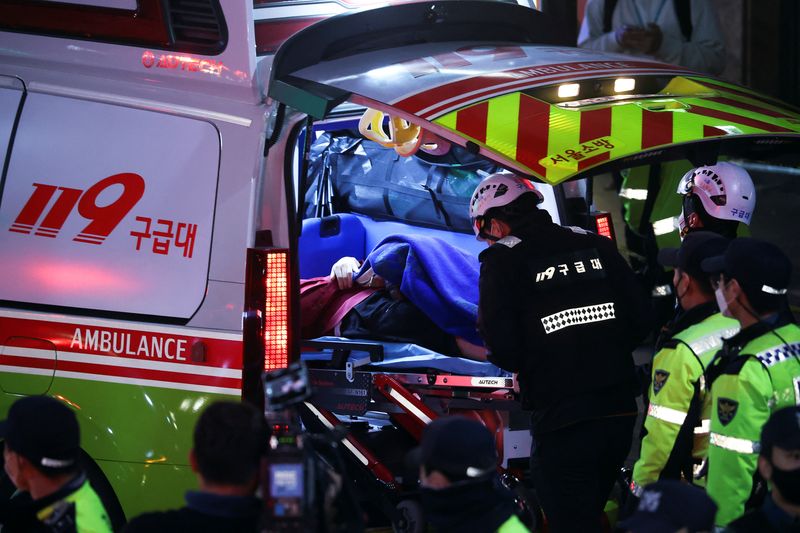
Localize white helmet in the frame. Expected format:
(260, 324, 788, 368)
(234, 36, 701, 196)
(677, 162, 756, 228)
(469, 172, 543, 236)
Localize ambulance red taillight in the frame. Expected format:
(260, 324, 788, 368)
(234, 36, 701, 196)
(594, 212, 616, 241)
(262, 250, 290, 370)
(243, 248, 293, 402)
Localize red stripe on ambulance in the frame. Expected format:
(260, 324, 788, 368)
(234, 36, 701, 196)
(1, 354, 240, 390)
(688, 105, 794, 133)
(708, 96, 792, 120)
(515, 95, 551, 177)
(641, 109, 674, 149)
(456, 101, 489, 143)
(0, 312, 242, 393)
(698, 80, 800, 116)
(578, 107, 612, 171)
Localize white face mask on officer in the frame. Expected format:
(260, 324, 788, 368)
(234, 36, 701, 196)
(714, 276, 735, 317)
(714, 286, 730, 317)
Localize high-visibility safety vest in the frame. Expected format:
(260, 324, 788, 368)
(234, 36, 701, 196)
(631, 311, 739, 493)
(36, 477, 113, 532)
(497, 514, 530, 533)
(619, 160, 692, 249)
(705, 322, 800, 526)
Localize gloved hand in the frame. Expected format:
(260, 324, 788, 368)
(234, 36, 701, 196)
(330, 256, 361, 290)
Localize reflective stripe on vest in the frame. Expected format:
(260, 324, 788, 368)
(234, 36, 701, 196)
(710, 432, 760, 454)
(619, 187, 648, 200)
(694, 418, 710, 435)
(688, 328, 741, 356)
(648, 403, 688, 425)
(757, 342, 800, 367)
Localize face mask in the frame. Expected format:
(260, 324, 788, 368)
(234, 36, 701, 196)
(771, 463, 800, 505)
(715, 285, 731, 317)
(674, 274, 688, 309)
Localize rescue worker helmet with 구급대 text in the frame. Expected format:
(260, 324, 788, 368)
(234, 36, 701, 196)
(469, 172, 543, 239)
(677, 162, 756, 237)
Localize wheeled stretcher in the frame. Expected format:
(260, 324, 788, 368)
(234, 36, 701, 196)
(299, 337, 535, 530)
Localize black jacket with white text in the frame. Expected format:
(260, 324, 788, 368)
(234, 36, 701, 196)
(478, 209, 651, 433)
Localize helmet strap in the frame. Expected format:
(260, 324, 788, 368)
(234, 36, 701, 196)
(478, 216, 503, 242)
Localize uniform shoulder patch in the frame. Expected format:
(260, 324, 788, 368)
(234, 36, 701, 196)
(717, 397, 739, 426)
(653, 369, 670, 395)
(497, 236, 522, 248)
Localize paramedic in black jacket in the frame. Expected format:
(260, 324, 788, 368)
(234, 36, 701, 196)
(470, 172, 651, 533)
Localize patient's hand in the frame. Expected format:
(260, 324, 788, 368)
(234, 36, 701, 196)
(330, 256, 361, 289)
(455, 337, 488, 361)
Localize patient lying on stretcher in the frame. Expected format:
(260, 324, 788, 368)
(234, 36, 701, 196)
(300, 234, 488, 361)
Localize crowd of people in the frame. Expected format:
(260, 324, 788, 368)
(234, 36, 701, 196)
(2, 4, 798, 532)
(3, 159, 797, 532)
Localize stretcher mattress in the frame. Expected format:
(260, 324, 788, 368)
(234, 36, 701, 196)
(301, 336, 510, 377)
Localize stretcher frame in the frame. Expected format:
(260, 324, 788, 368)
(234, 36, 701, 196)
(298, 338, 533, 528)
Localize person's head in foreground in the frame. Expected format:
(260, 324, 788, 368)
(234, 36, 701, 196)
(191, 401, 269, 494)
(617, 479, 717, 533)
(411, 416, 524, 532)
(758, 405, 800, 512)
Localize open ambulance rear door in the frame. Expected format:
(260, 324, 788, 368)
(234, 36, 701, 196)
(267, 0, 800, 196)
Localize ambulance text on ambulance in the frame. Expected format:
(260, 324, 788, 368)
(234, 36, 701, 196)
(70, 328, 189, 361)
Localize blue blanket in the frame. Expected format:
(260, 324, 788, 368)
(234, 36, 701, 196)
(356, 234, 482, 345)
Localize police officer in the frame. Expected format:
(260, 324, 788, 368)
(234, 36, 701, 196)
(471, 172, 651, 533)
(701, 238, 800, 527)
(0, 395, 113, 532)
(727, 405, 800, 532)
(630, 232, 740, 497)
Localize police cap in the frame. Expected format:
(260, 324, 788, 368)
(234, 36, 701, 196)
(0, 395, 80, 472)
(760, 405, 800, 457)
(657, 231, 729, 281)
(701, 237, 791, 308)
(618, 479, 717, 533)
(408, 416, 497, 481)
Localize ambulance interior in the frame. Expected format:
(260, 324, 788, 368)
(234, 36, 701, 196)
(293, 108, 584, 373)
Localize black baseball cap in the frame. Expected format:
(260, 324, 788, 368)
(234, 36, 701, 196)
(0, 395, 80, 472)
(408, 417, 497, 481)
(618, 480, 717, 533)
(760, 405, 800, 457)
(657, 231, 730, 281)
(701, 238, 791, 307)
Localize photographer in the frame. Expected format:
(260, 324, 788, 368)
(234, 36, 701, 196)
(124, 401, 268, 532)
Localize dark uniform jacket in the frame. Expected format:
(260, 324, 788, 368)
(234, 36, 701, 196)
(123, 491, 262, 533)
(478, 210, 651, 433)
(726, 494, 800, 532)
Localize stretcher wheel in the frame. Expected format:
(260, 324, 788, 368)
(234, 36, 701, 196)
(392, 499, 426, 533)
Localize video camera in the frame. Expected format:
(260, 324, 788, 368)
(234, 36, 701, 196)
(261, 362, 314, 532)
(261, 362, 363, 533)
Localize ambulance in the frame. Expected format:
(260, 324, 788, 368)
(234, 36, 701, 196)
(1, 0, 799, 527)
